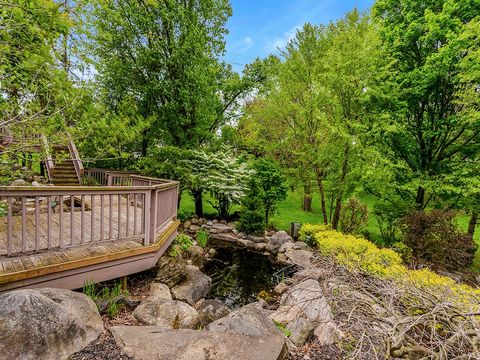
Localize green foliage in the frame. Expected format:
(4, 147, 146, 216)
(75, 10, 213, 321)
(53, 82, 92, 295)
(308, 224, 480, 307)
(189, 149, 252, 219)
(0, 203, 7, 217)
(82, 280, 128, 318)
(196, 230, 209, 248)
(237, 179, 266, 235)
(400, 210, 477, 270)
(177, 209, 194, 223)
(273, 320, 292, 337)
(168, 233, 193, 257)
(339, 197, 369, 235)
(252, 159, 288, 224)
(373, 201, 410, 246)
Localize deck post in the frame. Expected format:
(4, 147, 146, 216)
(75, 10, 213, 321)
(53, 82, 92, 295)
(144, 190, 151, 245)
(149, 189, 158, 242)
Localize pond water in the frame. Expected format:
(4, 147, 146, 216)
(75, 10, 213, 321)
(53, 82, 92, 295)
(203, 246, 281, 309)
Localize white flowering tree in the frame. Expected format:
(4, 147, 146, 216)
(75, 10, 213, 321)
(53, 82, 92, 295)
(189, 149, 252, 219)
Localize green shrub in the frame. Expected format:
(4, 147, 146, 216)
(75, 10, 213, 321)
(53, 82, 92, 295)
(177, 209, 194, 222)
(196, 230, 209, 247)
(306, 223, 480, 307)
(82, 280, 128, 318)
(168, 233, 193, 256)
(236, 179, 266, 235)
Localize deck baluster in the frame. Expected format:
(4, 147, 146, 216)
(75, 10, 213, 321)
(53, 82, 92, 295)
(81, 195, 85, 244)
(47, 195, 52, 249)
(7, 197, 12, 256)
(91, 194, 95, 243)
(34, 197, 39, 251)
(21, 196, 26, 253)
(59, 195, 64, 248)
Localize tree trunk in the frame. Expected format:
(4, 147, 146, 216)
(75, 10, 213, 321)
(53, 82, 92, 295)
(331, 145, 350, 230)
(467, 212, 478, 241)
(192, 190, 203, 217)
(415, 186, 425, 210)
(314, 168, 328, 225)
(303, 184, 312, 212)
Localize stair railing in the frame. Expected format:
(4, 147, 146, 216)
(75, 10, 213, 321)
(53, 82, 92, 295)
(41, 135, 54, 182)
(66, 131, 84, 182)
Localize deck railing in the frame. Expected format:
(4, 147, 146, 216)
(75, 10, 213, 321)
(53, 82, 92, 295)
(0, 171, 179, 257)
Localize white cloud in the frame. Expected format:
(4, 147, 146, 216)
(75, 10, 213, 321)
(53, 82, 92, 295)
(267, 25, 302, 52)
(239, 36, 254, 52)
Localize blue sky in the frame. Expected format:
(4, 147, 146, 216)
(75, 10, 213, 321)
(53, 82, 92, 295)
(223, 0, 374, 72)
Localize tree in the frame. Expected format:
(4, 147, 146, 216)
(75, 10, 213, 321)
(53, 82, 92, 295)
(252, 159, 288, 225)
(84, 0, 232, 153)
(188, 149, 251, 219)
(373, 0, 480, 210)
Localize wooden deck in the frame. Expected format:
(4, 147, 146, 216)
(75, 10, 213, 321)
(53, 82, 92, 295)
(0, 170, 180, 292)
(0, 195, 143, 255)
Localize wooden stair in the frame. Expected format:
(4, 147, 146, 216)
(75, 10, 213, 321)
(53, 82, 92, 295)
(52, 146, 80, 185)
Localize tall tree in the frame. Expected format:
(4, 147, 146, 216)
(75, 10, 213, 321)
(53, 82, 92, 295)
(373, 0, 480, 210)
(85, 0, 232, 153)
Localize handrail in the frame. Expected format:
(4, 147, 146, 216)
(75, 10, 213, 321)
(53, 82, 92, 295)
(66, 131, 83, 181)
(41, 135, 54, 182)
(1, 169, 179, 258)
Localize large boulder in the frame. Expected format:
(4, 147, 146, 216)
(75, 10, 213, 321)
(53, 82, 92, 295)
(111, 326, 287, 360)
(132, 299, 200, 329)
(270, 279, 332, 325)
(195, 299, 230, 325)
(206, 303, 280, 338)
(156, 256, 188, 288)
(149, 282, 172, 301)
(286, 318, 315, 346)
(172, 265, 211, 305)
(284, 249, 313, 268)
(266, 231, 293, 253)
(0, 288, 103, 360)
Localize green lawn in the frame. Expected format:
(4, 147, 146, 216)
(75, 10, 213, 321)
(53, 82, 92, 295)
(179, 190, 480, 271)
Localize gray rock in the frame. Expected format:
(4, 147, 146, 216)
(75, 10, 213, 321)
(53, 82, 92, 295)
(10, 179, 29, 187)
(253, 242, 267, 251)
(133, 299, 200, 329)
(287, 318, 315, 346)
(183, 220, 191, 229)
(271, 279, 332, 325)
(195, 299, 230, 325)
(156, 256, 187, 288)
(149, 282, 172, 301)
(189, 224, 201, 231)
(208, 248, 216, 256)
(0, 288, 103, 360)
(172, 265, 211, 305)
(111, 326, 287, 360)
(191, 217, 199, 225)
(266, 231, 293, 253)
(209, 223, 233, 233)
(314, 321, 343, 345)
(247, 235, 267, 243)
(278, 242, 295, 253)
(274, 282, 288, 295)
(236, 238, 254, 247)
(185, 245, 204, 267)
(293, 241, 309, 250)
(206, 303, 280, 338)
(276, 252, 293, 265)
(285, 249, 313, 268)
(210, 233, 238, 243)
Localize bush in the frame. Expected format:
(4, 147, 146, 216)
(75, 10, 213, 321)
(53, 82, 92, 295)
(177, 209, 194, 222)
(339, 197, 369, 235)
(196, 230, 209, 247)
(400, 210, 477, 270)
(298, 224, 330, 246)
(168, 233, 193, 257)
(236, 179, 266, 235)
(82, 280, 128, 318)
(306, 223, 480, 307)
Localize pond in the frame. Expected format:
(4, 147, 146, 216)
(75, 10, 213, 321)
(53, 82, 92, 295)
(203, 246, 282, 309)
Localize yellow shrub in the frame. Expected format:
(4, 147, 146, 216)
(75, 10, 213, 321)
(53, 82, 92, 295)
(307, 224, 480, 307)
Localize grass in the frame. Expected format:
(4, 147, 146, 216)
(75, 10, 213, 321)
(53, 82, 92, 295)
(179, 190, 480, 271)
